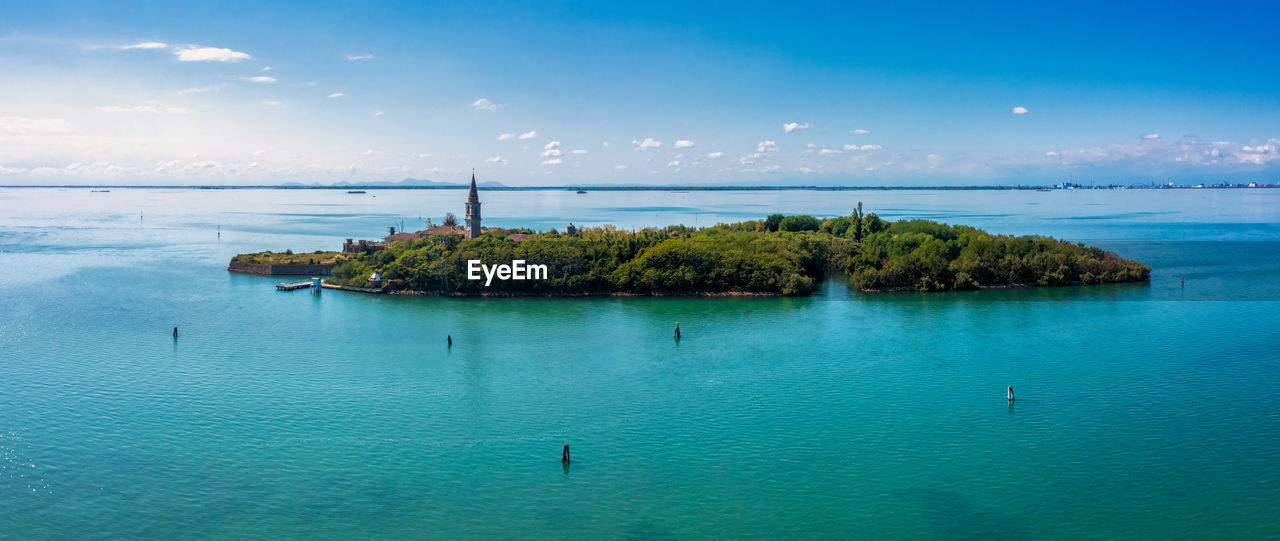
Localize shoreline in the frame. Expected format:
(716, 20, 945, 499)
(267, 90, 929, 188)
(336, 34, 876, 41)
(320, 280, 786, 297)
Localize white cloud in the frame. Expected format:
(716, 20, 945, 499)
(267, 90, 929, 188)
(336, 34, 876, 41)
(1011, 106, 1029, 115)
(927, 153, 942, 166)
(756, 140, 777, 152)
(762, 165, 782, 173)
(797, 167, 815, 173)
(843, 144, 882, 151)
(327, 92, 345, 98)
(244, 76, 276, 83)
(518, 131, 537, 140)
(262, 66, 272, 71)
(263, 100, 284, 107)
(706, 152, 724, 159)
(413, 153, 430, 158)
(175, 84, 224, 95)
(498, 133, 515, 141)
(571, 149, 588, 154)
(119, 42, 167, 50)
(470, 98, 498, 111)
(633, 137, 662, 150)
(541, 149, 563, 158)
(1239, 140, 1280, 164)
(485, 156, 507, 165)
(346, 54, 374, 61)
(674, 140, 695, 149)
(1142, 133, 1161, 140)
(372, 110, 384, 117)
(541, 158, 562, 165)
(818, 148, 841, 155)
(615, 164, 628, 169)
(544, 141, 561, 150)
(95, 105, 158, 113)
(667, 160, 680, 167)
(174, 45, 251, 62)
(851, 129, 871, 135)
(0, 117, 72, 134)
(783, 122, 811, 133)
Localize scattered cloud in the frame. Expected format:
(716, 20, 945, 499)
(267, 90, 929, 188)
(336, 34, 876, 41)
(797, 167, 815, 173)
(174, 45, 251, 62)
(783, 122, 811, 133)
(571, 149, 588, 155)
(541, 158, 562, 165)
(927, 153, 942, 166)
(263, 100, 284, 107)
(706, 151, 724, 159)
(818, 148, 841, 156)
(674, 140, 695, 149)
(851, 129, 871, 135)
(485, 156, 507, 165)
(762, 165, 782, 173)
(327, 92, 345, 98)
(261, 66, 272, 71)
(518, 131, 537, 140)
(667, 160, 680, 167)
(243, 76, 276, 83)
(175, 84, 224, 95)
(1142, 133, 1161, 140)
(633, 137, 662, 150)
(615, 164, 628, 170)
(498, 133, 516, 141)
(843, 144, 883, 151)
(470, 98, 498, 111)
(0, 116, 72, 134)
(541, 141, 563, 157)
(119, 42, 167, 50)
(756, 140, 777, 152)
(1011, 106, 1029, 115)
(346, 53, 374, 61)
(95, 105, 158, 113)
(1238, 139, 1280, 164)
(372, 110, 384, 117)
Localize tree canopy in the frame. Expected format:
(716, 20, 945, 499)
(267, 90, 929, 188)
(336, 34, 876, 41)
(322, 208, 1149, 295)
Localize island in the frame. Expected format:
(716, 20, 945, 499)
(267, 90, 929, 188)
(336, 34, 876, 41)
(232, 178, 1149, 296)
(307, 212, 1149, 296)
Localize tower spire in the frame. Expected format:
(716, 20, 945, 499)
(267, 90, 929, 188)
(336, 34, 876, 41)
(465, 170, 481, 238)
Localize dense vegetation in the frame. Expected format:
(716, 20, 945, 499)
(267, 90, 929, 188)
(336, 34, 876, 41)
(323, 207, 1149, 295)
(232, 250, 341, 265)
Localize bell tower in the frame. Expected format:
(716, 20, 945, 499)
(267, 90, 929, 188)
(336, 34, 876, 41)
(465, 171, 482, 238)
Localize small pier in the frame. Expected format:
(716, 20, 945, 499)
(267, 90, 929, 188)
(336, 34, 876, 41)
(276, 281, 314, 291)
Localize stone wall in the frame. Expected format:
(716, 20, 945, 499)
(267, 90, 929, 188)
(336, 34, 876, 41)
(228, 261, 338, 275)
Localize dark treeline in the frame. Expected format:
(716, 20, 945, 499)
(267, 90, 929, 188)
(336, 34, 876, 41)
(327, 205, 1149, 295)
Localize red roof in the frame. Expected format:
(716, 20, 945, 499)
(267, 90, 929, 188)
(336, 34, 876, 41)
(420, 225, 464, 236)
(385, 232, 419, 242)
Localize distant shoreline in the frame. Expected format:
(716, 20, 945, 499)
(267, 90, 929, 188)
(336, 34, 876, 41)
(2, 184, 1276, 191)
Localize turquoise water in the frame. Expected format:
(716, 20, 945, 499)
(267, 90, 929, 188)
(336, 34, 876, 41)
(2, 188, 1279, 539)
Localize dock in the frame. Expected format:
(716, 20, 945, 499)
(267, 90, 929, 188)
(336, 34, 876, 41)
(276, 281, 313, 291)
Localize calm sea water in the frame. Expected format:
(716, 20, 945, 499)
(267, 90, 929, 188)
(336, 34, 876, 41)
(2, 187, 1279, 539)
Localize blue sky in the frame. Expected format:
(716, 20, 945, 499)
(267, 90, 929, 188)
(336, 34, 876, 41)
(1, 1, 1278, 186)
